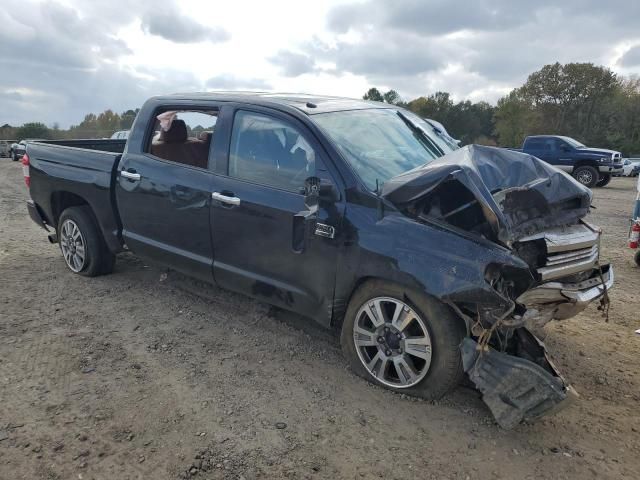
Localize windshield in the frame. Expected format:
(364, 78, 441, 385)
(312, 108, 455, 191)
(559, 136, 586, 148)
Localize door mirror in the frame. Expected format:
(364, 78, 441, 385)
(304, 176, 339, 203)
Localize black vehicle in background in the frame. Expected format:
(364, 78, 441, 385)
(12, 139, 46, 161)
(23, 93, 613, 428)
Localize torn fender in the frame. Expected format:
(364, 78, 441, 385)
(461, 329, 577, 429)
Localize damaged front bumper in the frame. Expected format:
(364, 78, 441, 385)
(461, 329, 578, 429)
(461, 233, 613, 428)
(515, 263, 613, 326)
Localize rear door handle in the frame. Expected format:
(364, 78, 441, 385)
(211, 192, 241, 206)
(120, 170, 141, 181)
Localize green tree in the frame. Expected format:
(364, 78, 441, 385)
(96, 110, 121, 136)
(119, 109, 138, 130)
(517, 62, 620, 138)
(0, 123, 18, 140)
(15, 122, 51, 140)
(363, 87, 384, 102)
(494, 90, 537, 147)
(383, 89, 402, 105)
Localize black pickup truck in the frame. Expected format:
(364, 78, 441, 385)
(25, 93, 613, 428)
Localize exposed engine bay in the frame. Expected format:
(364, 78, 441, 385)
(382, 145, 613, 428)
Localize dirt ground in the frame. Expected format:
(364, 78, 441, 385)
(1, 159, 639, 480)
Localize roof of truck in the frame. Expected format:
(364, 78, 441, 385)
(160, 91, 393, 114)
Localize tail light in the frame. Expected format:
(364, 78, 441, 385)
(22, 153, 30, 187)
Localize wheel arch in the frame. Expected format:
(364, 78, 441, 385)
(573, 159, 599, 170)
(332, 275, 467, 336)
(50, 191, 90, 229)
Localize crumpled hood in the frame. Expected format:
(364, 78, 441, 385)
(381, 145, 593, 246)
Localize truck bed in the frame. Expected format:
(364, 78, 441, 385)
(26, 141, 124, 252)
(34, 138, 127, 154)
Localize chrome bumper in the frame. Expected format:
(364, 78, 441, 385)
(599, 164, 623, 173)
(516, 264, 613, 323)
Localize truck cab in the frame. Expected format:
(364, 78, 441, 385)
(521, 135, 623, 188)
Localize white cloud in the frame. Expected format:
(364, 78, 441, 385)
(2, 0, 640, 127)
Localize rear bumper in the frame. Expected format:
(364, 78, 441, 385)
(27, 200, 49, 231)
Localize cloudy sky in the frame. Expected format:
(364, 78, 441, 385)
(2, 0, 640, 127)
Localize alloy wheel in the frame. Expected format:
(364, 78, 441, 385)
(60, 219, 86, 272)
(577, 170, 594, 185)
(353, 297, 432, 388)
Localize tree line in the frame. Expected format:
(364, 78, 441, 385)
(364, 62, 640, 156)
(3, 62, 640, 155)
(0, 109, 139, 141)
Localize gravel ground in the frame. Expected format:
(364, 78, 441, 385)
(1, 160, 639, 480)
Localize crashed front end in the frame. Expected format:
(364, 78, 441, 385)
(383, 145, 613, 428)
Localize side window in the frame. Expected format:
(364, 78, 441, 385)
(228, 111, 316, 193)
(526, 138, 543, 150)
(145, 109, 218, 169)
(544, 139, 556, 151)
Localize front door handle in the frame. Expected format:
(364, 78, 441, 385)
(211, 192, 241, 206)
(120, 170, 141, 181)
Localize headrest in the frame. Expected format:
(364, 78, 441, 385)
(160, 119, 187, 143)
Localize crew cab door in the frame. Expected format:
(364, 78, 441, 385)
(553, 138, 575, 171)
(209, 106, 344, 324)
(115, 107, 221, 282)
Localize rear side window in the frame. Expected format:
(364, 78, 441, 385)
(525, 138, 544, 149)
(228, 111, 316, 192)
(145, 109, 217, 169)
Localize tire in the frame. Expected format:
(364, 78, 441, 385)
(573, 166, 599, 188)
(340, 279, 466, 400)
(595, 173, 611, 188)
(12, 152, 18, 162)
(57, 206, 115, 277)
(635, 250, 640, 267)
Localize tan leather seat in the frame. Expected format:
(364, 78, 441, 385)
(151, 119, 209, 169)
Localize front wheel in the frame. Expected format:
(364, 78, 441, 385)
(635, 250, 640, 267)
(573, 166, 599, 188)
(58, 206, 115, 277)
(595, 173, 611, 188)
(340, 280, 465, 399)
(12, 152, 18, 161)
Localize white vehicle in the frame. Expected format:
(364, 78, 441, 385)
(619, 158, 640, 177)
(110, 130, 130, 140)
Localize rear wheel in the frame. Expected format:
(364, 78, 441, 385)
(573, 166, 599, 188)
(595, 173, 611, 188)
(58, 206, 115, 277)
(340, 280, 466, 399)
